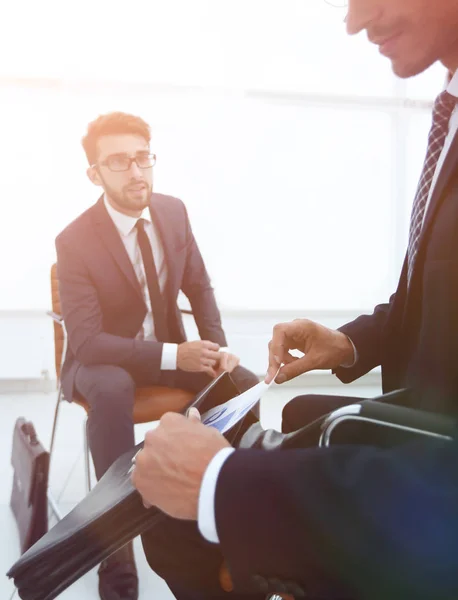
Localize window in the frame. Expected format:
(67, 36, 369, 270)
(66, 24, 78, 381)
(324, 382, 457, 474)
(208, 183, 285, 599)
(0, 0, 446, 311)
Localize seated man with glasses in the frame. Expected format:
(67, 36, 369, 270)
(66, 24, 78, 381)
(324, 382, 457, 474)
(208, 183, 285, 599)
(55, 112, 259, 600)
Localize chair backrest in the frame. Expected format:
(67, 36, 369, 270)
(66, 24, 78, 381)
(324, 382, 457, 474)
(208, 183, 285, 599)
(50, 264, 65, 380)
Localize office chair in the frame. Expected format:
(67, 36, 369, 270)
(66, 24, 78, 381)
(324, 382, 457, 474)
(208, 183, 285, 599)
(47, 263, 194, 520)
(242, 391, 456, 600)
(319, 391, 455, 448)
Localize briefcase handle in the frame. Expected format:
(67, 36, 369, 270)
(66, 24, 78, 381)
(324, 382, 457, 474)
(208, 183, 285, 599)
(21, 422, 39, 446)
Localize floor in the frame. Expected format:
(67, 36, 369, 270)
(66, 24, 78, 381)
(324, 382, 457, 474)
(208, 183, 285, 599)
(1, 377, 380, 599)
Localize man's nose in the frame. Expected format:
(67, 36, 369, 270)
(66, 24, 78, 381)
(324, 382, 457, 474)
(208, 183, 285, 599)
(345, 0, 381, 36)
(128, 159, 142, 177)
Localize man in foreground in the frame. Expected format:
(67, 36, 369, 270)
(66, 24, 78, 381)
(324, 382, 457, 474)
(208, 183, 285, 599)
(132, 0, 458, 597)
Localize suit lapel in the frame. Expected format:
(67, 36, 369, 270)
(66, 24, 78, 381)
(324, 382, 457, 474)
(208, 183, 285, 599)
(91, 197, 144, 300)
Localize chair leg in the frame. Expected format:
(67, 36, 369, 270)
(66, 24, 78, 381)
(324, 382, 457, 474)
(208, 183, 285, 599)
(47, 384, 64, 522)
(47, 490, 63, 522)
(49, 383, 64, 458)
(83, 417, 92, 493)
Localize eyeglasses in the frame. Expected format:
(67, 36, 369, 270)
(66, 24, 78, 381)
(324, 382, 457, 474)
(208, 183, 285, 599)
(95, 152, 157, 172)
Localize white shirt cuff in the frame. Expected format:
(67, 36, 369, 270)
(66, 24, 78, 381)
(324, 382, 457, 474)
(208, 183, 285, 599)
(340, 336, 358, 368)
(198, 447, 235, 544)
(160, 343, 178, 370)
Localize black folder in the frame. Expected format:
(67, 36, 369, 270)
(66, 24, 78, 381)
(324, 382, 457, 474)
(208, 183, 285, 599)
(7, 372, 256, 600)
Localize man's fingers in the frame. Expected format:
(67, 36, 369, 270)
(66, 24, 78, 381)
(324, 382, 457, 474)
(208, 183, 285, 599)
(282, 351, 298, 365)
(265, 364, 278, 384)
(264, 368, 276, 383)
(218, 353, 229, 371)
(203, 349, 221, 361)
(202, 341, 220, 351)
(268, 326, 287, 373)
(187, 407, 201, 422)
(203, 366, 218, 378)
(265, 352, 295, 383)
(276, 355, 314, 383)
(203, 359, 217, 368)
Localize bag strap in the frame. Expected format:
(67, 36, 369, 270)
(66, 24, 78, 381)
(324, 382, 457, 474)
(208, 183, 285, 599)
(21, 422, 39, 446)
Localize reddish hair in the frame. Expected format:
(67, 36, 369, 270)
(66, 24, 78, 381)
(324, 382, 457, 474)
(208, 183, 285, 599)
(82, 112, 151, 165)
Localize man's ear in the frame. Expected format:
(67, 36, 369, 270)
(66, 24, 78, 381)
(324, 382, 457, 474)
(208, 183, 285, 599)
(87, 165, 102, 186)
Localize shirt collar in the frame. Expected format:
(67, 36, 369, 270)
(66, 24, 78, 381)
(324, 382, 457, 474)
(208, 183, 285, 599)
(103, 194, 151, 237)
(447, 69, 458, 98)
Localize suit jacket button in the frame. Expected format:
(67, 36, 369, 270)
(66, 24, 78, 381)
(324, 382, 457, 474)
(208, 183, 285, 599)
(250, 575, 269, 593)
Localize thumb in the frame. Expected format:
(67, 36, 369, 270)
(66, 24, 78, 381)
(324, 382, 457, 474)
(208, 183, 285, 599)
(186, 407, 201, 422)
(276, 355, 315, 383)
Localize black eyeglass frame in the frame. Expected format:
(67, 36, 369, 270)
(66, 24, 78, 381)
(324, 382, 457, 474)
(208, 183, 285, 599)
(92, 152, 157, 172)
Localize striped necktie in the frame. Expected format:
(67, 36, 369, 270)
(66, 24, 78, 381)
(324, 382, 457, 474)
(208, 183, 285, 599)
(407, 90, 456, 284)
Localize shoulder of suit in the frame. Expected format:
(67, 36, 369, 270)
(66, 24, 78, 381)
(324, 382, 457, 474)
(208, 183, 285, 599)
(55, 202, 98, 244)
(152, 192, 186, 212)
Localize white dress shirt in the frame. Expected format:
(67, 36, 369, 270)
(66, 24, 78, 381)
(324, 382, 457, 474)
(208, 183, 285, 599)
(198, 447, 235, 543)
(197, 70, 458, 545)
(104, 195, 177, 369)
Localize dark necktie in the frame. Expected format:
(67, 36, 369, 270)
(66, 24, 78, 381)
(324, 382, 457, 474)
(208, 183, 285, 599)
(135, 219, 169, 341)
(407, 90, 456, 284)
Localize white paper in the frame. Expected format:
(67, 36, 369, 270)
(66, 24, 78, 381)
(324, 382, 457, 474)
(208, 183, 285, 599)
(200, 375, 275, 434)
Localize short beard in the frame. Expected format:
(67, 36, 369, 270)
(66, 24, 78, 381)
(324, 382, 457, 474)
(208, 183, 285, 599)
(100, 174, 152, 213)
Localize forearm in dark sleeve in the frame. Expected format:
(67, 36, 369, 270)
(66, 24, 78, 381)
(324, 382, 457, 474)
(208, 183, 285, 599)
(215, 440, 458, 599)
(334, 295, 395, 383)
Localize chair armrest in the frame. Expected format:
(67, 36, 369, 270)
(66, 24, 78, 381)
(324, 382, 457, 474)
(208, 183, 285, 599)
(358, 399, 456, 437)
(46, 311, 63, 324)
(320, 395, 456, 448)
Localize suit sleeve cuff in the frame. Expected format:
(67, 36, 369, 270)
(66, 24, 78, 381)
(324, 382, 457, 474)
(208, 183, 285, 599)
(340, 336, 358, 368)
(198, 447, 235, 543)
(160, 343, 178, 370)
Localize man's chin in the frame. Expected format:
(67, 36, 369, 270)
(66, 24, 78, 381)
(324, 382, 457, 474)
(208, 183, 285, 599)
(126, 193, 150, 209)
(391, 55, 436, 79)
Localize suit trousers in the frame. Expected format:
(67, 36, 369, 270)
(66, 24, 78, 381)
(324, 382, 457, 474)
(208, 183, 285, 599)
(281, 394, 364, 436)
(74, 363, 259, 480)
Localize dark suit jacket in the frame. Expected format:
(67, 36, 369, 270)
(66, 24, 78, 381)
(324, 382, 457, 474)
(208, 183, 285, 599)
(216, 437, 458, 600)
(55, 194, 227, 401)
(335, 133, 458, 416)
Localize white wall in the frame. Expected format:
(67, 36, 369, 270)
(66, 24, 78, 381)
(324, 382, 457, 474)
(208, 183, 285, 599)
(0, 0, 446, 391)
(0, 309, 381, 392)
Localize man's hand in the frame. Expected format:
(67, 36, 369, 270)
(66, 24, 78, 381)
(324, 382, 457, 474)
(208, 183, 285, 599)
(131, 408, 231, 520)
(215, 351, 240, 375)
(177, 340, 221, 377)
(265, 319, 355, 384)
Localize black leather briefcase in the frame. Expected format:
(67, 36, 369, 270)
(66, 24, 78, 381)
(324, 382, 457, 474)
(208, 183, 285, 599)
(7, 372, 257, 600)
(10, 419, 50, 554)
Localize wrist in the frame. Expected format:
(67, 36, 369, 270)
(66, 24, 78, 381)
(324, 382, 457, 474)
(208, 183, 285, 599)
(336, 331, 355, 366)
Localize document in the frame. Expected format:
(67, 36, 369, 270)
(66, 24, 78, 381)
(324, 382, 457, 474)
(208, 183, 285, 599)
(200, 376, 275, 434)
